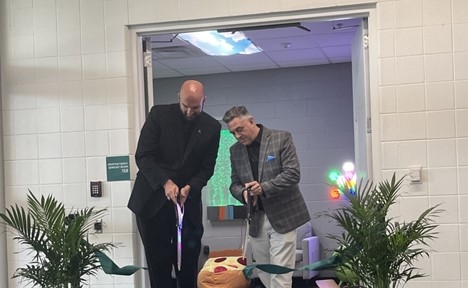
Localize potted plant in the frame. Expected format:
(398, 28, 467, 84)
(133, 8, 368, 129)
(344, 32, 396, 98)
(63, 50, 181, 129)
(321, 173, 442, 288)
(0, 190, 115, 288)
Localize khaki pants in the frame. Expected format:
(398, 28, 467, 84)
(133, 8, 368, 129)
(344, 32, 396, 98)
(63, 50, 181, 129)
(250, 213, 297, 288)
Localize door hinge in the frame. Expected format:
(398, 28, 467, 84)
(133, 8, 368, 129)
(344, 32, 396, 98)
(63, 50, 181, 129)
(143, 51, 152, 68)
(367, 117, 372, 133)
(364, 34, 369, 50)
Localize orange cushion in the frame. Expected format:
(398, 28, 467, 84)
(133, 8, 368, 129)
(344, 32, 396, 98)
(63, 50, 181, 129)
(197, 255, 250, 288)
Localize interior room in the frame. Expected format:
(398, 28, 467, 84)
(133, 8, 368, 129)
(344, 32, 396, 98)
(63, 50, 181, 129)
(0, 1, 466, 288)
(149, 17, 361, 264)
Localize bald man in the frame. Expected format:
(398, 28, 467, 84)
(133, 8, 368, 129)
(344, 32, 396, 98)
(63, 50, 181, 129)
(128, 80, 221, 287)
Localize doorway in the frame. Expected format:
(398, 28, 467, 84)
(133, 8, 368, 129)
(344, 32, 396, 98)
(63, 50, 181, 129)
(130, 10, 374, 287)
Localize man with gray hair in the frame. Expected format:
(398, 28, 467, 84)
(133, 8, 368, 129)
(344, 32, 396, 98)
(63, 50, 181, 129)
(222, 105, 310, 288)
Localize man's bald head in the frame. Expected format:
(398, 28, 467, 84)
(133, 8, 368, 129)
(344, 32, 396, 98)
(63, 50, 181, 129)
(178, 80, 206, 121)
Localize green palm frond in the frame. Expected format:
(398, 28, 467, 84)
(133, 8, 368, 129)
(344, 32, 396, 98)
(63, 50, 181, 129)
(321, 173, 443, 288)
(0, 190, 115, 288)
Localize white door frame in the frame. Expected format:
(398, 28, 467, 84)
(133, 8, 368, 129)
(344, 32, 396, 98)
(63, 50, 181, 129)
(128, 4, 380, 286)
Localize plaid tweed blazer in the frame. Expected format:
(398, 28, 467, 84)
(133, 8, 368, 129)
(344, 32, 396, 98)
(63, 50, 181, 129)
(229, 126, 310, 236)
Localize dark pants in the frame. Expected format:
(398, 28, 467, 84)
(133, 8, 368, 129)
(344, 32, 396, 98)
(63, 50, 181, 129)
(136, 201, 203, 288)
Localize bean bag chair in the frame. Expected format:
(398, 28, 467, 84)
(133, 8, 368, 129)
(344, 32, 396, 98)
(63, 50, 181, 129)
(197, 249, 250, 288)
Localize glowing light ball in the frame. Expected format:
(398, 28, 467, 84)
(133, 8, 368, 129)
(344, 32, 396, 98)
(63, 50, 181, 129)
(342, 162, 355, 179)
(330, 188, 341, 200)
(327, 162, 357, 200)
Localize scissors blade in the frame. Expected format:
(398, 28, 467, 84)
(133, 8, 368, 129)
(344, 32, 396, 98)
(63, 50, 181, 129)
(175, 202, 184, 271)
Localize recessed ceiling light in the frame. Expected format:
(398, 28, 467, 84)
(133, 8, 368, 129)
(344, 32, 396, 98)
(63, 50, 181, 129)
(178, 31, 262, 56)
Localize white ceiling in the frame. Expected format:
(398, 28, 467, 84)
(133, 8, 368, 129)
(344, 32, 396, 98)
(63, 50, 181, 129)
(150, 18, 362, 79)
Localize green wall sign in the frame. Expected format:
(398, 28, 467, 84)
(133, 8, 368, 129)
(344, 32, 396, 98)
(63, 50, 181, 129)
(106, 156, 130, 181)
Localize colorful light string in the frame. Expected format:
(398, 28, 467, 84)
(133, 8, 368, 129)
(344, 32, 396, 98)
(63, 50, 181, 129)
(327, 162, 357, 200)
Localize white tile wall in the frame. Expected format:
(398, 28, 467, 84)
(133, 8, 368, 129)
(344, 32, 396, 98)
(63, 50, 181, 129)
(108, 104, 131, 129)
(461, 225, 468, 251)
(15, 134, 38, 159)
(14, 109, 37, 134)
(107, 78, 130, 104)
(381, 142, 399, 169)
(398, 112, 426, 140)
(400, 196, 429, 222)
(63, 183, 87, 209)
(395, 0, 422, 28)
(461, 253, 468, 282)
(109, 130, 130, 155)
(395, 27, 423, 56)
(106, 51, 129, 77)
(379, 57, 396, 85)
(34, 31, 57, 58)
(84, 105, 109, 130)
(16, 160, 39, 185)
(432, 253, 461, 280)
(60, 106, 85, 132)
(425, 53, 454, 82)
(84, 79, 107, 105)
(426, 82, 454, 110)
(424, 25, 452, 54)
(427, 110, 455, 139)
(11, 84, 36, 109)
(430, 195, 460, 224)
(85, 131, 110, 156)
(38, 133, 61, 158)
(60, 80, 84, 102)
(58, 29, 82, 56)
(454, 52, 468, 80)
(62, 158, 86, 183)
(397, 84, 425, 112)
(423, 0, 451, 25)
(38, 159, 63, 184)
(36, 83, 60, 108)
(378, 29, 395, 58)
(458, 110, 468, 137)
(8, 35, 34, 59)
(428, 168, 457, 196)
(37, 107, 60, 133)
(2, 0, 468, 287)
(35, 57, 59, 83)
(379, 86, 397, 113)
(380, 114, 398, 141)
(83, 53, 107, 79)
(398, 140, 427, 168)
(396, 56, 424, 84)
(455, 81, 468, 108)
(432, 224, 460, 253)
(105, 26, 128, 52)
(58, 56, 83, 81)
(62, 132, 86, 157)
(6, 59, 36, 85)
(104, 0, 129, 27)
(458, 138, 468, 166)
(454, 24, 468, 52)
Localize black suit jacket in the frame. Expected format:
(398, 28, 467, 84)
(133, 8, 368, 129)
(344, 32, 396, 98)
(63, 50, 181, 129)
(128, 104, 221, 225)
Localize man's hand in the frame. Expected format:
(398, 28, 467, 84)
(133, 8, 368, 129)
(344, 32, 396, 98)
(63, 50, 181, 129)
(164, 179, 179, 204)
(243, 189, 257, 207)
(244, 181, 263, 196)
(179, 185, 190, 206)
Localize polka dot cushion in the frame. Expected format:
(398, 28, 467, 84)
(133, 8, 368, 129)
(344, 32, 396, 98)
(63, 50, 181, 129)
(197, 256, 250, 288)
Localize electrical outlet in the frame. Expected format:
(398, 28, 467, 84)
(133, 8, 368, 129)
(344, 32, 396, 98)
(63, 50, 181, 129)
(94, 219, 103, 233)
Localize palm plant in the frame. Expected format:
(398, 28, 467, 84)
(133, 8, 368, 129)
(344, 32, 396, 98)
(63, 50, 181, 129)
(322, 174, 442, 288)
(0, 190, 114, 288)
